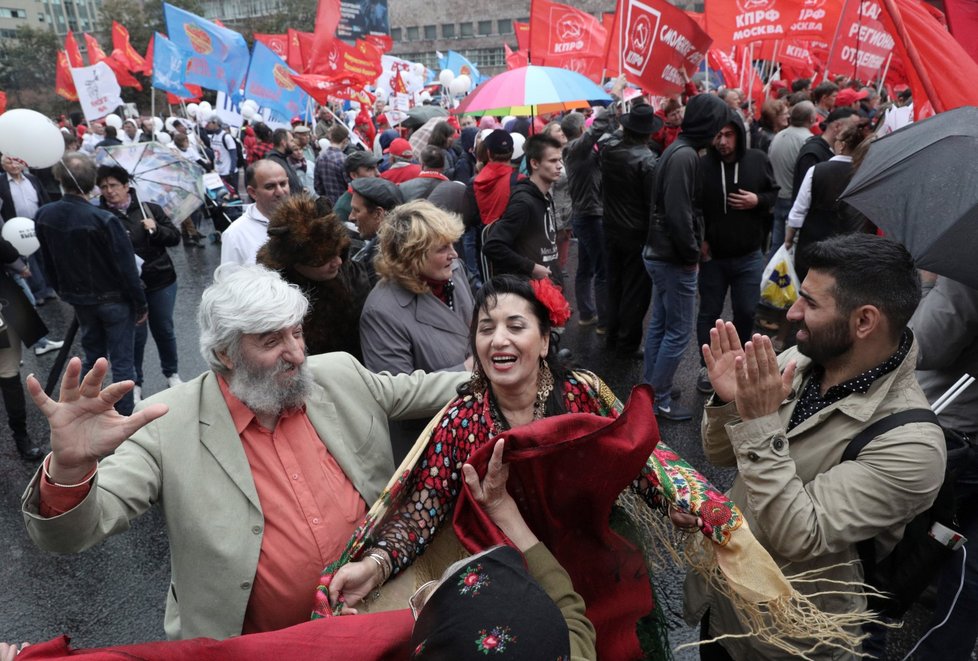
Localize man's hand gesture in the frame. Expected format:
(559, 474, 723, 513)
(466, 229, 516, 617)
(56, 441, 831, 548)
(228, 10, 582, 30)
(701, 320, 745, 403)
(25, 357, 168, 485)
(734, 334, 796, 421)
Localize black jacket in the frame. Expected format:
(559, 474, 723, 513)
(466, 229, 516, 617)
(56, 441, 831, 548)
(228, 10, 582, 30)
(0, 172, 50, 221)
(0, 238, 47, 349)
(482, 179, 559, 281)
(100, 193, 181, 292)
(791, 135, 834, 203)
(598, 126, 656, 236)
(564, 106, 616, 218)
(699, 118, 779, 259)
(645, 95, 733, 265)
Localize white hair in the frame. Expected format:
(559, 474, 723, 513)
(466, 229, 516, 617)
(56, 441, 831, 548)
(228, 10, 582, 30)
(198, 264, 309, 372)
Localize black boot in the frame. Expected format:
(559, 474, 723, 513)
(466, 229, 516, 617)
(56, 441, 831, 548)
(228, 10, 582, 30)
(0, 375, 43, 461)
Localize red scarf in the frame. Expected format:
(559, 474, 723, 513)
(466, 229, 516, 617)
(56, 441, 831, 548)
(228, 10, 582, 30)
(473, 161, 519, 225)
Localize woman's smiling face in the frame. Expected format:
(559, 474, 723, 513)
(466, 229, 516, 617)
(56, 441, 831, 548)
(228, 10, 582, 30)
(475, 293, 549, 391)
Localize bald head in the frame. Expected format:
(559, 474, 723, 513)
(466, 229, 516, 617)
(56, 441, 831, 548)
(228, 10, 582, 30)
(789, 100, 817, 128)
(247, 159, 290, 217)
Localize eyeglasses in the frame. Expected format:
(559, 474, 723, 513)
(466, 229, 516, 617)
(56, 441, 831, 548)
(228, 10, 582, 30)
(409, 580, 439, 620)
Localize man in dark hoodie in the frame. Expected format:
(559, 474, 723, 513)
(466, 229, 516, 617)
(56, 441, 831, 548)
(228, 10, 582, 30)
(482, 134, 562, 286)
(598, 103, 663, 357)
(695, 111, 779, 394)
(790, 107, 857, 204)
(643, 94, 730, 421)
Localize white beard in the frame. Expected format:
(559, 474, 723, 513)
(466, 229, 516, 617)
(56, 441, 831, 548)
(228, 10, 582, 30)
(227, 357, 311, 418)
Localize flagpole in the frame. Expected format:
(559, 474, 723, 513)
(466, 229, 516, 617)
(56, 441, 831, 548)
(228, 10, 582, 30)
(151, 87, 156, 126)
(877, 52, 893, 94)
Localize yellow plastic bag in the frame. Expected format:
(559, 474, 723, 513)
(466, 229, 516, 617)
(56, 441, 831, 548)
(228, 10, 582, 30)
(760, 246, 799, 309)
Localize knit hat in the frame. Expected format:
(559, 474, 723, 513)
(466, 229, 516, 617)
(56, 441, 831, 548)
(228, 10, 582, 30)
(257, 194, 350, 269)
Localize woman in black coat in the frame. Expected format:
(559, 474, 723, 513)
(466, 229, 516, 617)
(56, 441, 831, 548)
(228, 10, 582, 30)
(96, 165, 183, 401)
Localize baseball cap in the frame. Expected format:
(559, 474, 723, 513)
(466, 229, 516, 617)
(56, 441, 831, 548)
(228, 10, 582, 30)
(483, 129, 514, 156)
(293, 125, 311, 134)
(388, 138, 413, 159)
(351, 177, 402, 211)
(835, 88, 869, 107)
(819, 107, 857, 131)
(344, 150, 380, 173)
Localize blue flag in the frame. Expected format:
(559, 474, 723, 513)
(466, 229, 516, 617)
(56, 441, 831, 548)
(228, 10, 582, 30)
(163, 3, 249, 96)
(152, 33, 194, 98)
(244, 42, 310, 123)
(437, 50, 482, 84)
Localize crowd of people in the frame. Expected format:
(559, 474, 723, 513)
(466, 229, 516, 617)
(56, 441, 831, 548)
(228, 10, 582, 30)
(0, 68, 975, 661)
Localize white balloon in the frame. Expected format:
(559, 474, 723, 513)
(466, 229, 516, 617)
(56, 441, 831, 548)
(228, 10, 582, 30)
(241, 105, 256, 120)
(449, 77, 468, 96)
(0, 109, 66, 168)
(455, 74, 472, 93)
(104, 114, 123, 129)
(374, 87, 388, 102)
(155, 132, 173, 145)
(186, 103, 199, 118)
(411, 63, 425, 77)
(511, 132, 526, 160)
(198, 101, 213, 114)
(438, 69, 455, 86)
(318, 138, 329, 152)
(419, 91, 432, 102)
(1, 217, 40, 256)
(242, 99, 259, 111)
(152, 117, 164, 132)
(164, 117, 177, 132)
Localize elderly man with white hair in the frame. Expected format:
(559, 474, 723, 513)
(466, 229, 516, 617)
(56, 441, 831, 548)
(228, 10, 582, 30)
(20, 264, 467, 641)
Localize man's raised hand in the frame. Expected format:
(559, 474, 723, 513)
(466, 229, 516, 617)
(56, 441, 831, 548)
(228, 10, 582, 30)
(25, 357, 168, 485)
(701, 320, 745, 403)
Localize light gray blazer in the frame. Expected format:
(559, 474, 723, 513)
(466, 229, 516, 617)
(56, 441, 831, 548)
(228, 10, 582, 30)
(22, 352, 467, 640)
(360, 260, 475, 375)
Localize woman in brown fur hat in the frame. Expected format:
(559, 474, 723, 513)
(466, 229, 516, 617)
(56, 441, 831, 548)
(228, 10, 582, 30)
(257, 195, 371, 359)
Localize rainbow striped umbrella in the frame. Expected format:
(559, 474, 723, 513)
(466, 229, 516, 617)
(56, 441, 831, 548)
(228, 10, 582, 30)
(454, 65, 612, 116)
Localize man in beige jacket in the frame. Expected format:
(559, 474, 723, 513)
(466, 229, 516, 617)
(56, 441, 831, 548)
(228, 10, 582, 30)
(686, 234, 946, 659)
(21, 264, 467, 641)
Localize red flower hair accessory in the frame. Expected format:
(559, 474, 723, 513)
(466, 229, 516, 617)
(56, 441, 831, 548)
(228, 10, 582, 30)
(530, 278, 571, 327)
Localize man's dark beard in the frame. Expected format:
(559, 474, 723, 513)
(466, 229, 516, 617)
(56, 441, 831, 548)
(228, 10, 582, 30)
(796, 315, 853, 365)
(227, 356, 311, 418)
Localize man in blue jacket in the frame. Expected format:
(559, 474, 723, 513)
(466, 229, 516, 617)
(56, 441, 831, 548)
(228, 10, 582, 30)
(35, 152, 146, 415)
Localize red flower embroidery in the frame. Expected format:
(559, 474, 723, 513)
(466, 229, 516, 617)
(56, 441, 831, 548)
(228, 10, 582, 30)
(700, 499, 733, 527)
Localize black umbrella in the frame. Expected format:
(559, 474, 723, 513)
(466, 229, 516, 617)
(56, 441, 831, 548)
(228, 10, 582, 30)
(839, 106, 978, 288)
(401, 105, 448, 130)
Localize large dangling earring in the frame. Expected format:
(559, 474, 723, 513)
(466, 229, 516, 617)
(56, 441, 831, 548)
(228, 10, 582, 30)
(535, 358, 555, 418)
(469, 362, 487, 402)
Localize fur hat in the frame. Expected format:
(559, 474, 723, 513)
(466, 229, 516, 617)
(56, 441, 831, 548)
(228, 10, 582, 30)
(257, 195, 350, 270)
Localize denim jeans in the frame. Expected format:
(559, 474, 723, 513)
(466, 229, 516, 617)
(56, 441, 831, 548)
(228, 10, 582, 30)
(571, 214, 607, 325)
(643, 259, 698, 409)
(74, 301, 137, 416)
(767, 197, 793, 260)
(696, 250, 765, 355)
(134, 282, 179, 385)
(461, 226, 483, 290)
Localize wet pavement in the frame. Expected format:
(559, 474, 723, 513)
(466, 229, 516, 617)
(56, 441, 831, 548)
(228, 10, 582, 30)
(0, 234, 959, 658)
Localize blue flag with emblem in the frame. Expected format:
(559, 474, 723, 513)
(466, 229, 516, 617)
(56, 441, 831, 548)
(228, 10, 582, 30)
(436, 50, 482, 84)
(163, 3, 249, 97)
(244, 42, 310, 123)
(151, 32, 194, 98)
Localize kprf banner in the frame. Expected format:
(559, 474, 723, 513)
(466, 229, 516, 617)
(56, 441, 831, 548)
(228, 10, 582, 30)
(706, 0, 842, 49)
(530, 0, 608, 70)
(826, 0, 895, 82)
(71, 61, 125, 121)
(245, 42, 312, 122)
(254, 33, 289, 59)
(607, 0, 712, 96)
(163, 3, 250, 96)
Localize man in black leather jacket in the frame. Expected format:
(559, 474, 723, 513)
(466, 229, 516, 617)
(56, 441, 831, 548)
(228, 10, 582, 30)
(598, 103, 662, 357)
(642, 94, 730, 421)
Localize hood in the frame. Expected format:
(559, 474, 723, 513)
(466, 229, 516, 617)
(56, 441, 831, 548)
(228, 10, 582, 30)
(459, 127, 479, 153)
(713, 108, 747, 163)
(681, 94, 735, 148)
(509, 177, 546, 201)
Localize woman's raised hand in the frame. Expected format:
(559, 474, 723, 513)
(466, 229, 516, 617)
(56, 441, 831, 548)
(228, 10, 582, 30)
(25, 357, 168, 485)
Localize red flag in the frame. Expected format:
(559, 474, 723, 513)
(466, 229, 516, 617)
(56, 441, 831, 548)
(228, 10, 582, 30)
(112, 22, 146, 73)
(504, 43, 529, 70)
(0, 90, 6, 115)
(606, 0, 712, 96)
(255, 33, 290, 59)
(65, 31, 84, 67)
(55, 50, 79, 101)
(826, 0, 895, 83)
(106, 51, 144, 90)
(514, 21, 530, 52)
(308, 0, 342, 75)
(364, 33, 393, 53)
(706, 0, 842, 50)
(390, 68, 408, 95)
(938, 0, 978, 66)
(708, 48, 741, 89)
(142, 34, 155, 76)
(166, 83, 203, 104)
(880, 0, 978, 115)
(307, 37, 383, 82)
(289, 73, 375, 106)
(84, 33, 107, 65)
(530, 0, 607, 70)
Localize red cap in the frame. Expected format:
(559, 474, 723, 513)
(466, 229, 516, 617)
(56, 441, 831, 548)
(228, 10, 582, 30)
(387, 138, 413, 159)
(835, 88, 869, 107)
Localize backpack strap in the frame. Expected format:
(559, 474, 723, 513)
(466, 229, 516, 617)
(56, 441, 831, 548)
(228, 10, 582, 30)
(840, 409, 940, 463)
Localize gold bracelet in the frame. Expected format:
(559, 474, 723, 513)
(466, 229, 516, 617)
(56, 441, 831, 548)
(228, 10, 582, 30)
(42, 453, 98, 488)
(365, 553, 388, 583)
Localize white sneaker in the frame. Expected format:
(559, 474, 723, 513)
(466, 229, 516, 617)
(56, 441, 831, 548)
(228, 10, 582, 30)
(133, 385, 142, 403)
(34, 340, 64, 356)
(166, 374, 184, 388)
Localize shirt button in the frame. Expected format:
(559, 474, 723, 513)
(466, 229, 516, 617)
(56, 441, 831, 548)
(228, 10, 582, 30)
(747, 451, 760, 462)
(773, 439, 785, 451)
(240, 581, 251, 590)
(292, 473, 299, 480)
(252, 525, 262, 535)
(312, 517, 320, 524)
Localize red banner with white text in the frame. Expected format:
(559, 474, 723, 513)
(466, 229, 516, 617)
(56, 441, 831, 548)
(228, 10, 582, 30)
(707, 0, 841, 50)
(826, 0, 895, 83)
(529, 0, 608, 75)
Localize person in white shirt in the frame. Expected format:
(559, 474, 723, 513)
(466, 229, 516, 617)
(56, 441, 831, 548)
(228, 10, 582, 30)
(121, 119, 141, 146)
(220, 160, 290, 266)
(81, 122, 105, 154)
